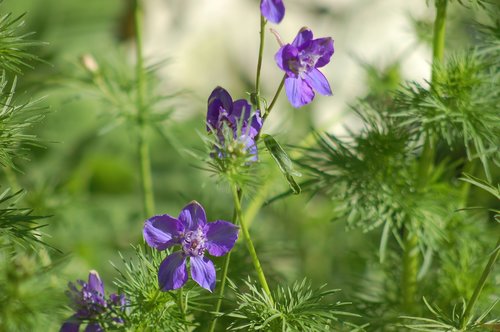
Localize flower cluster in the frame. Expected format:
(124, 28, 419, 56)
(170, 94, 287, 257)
(61, 0, 336, 327)
(60, 271, 126, 332)
(206, 86, 262, 163)
(143, 201, 239, 292)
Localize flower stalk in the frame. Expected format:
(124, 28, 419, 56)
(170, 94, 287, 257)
(231, 184, 274, 304)
(253, 15, 267, 112)
(134, 0, 155, 218)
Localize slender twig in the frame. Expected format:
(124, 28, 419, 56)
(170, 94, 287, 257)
(460, 237, 500, 329)
(231, 184, 274, 304)
(134, 0, 155, 218)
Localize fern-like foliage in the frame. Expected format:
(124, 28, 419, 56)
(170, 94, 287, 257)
(74, 54, 176, 135)
(0, 189, 47, 248)
(0, 248, 64, 331)
(394, 51, 499, 180)
(228, 278, 362, 331)
(297, 102, 457, 257)
(112, 246, 205, 331)
(402, 297, 499, 331)
(0, 76, 44, 169)
(0, 11, 39, 74)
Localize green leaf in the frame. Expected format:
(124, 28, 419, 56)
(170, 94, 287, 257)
(262, 134, 301, 194)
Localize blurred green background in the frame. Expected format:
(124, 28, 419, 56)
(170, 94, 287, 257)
(1, 0, 497, 330)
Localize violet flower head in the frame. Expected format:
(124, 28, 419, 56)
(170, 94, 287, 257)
(207, 87, 262, 162)
(260, 0, 285, 24)
(143, 201, 239, 292)
(275, 28, 334, 108)
(60, 271, 126, 332)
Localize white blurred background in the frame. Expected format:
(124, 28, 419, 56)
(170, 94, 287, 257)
(142, 0, 433, 134)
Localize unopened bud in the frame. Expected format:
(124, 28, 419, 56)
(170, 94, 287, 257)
(80, 54, 99, 74)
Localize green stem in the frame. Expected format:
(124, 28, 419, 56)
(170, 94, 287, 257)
(208, 195, 241, 332)
(253, 15, 266, 111)
(178, 287, 186, 320)
(263, 75, 286, 122)
(460, 237, 500, 329)
(431, 0, 448, 84)
(459, 160, 477, 207)
(230, 184, 274, 304)
(401, 0, 449, 311)
(134, 0, 155, 218)
(402, 228, 419, 312)
(208, 251, 232, 332)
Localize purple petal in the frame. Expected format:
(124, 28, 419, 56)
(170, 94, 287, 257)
(178, 201, 207, 230)
(205, 221, 239, 256)
(158, 251, 188, 291)
(109, 293, 126, 308)
(207, 87, 233, 131)
(87, 270, 104, 295)
(304, 68, 332, 96)
(143, 215, 182, 250)
(84, 323, 104, 332)
(231, 99, 252, 123)
(284, 77, 315, 108)
(190, 256, 216, 292)
(292, 28, 313, 48)
(305, 37, 334, 68)
(60, 319, 80, 332)
(260, 0, 285, 24)
(250, 110, 263, 137)
(275, 45, 299, 77)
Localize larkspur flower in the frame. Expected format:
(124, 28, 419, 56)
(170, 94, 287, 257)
(60, 270, 126, 332)
(143, 201, 239, 292)
(207, 86, 262, 162)
(260, 0, 285, 24)
(275, 28, 334, 108)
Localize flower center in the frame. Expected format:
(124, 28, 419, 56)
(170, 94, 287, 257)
(181, 227, 206, 257)
(288, 51, 320, 75)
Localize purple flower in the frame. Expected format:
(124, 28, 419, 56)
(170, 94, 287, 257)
(275, 28, 334, 108)
(260, 0, 285, 24)
(207, 87, 262, 162)
(143, 201, 239, 292)
(60, 271, 126, 332)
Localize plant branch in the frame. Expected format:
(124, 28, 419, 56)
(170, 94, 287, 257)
(231, 184, 274, 305)
(401, 0, 449, 311)
(402, 227, 419, 312)
(253, 15, 266, 111)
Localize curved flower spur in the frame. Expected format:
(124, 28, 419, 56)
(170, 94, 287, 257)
(143, 201, 239, 292)
(275, 27, 334, 108)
